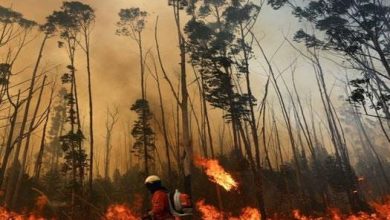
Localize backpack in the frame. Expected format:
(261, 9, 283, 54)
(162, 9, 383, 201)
(168, 189, 193, 217)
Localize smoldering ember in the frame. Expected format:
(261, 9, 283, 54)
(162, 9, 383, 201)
(0, 0, 389, 219)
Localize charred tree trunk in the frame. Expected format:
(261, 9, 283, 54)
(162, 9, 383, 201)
(104, 107, 118, 180)
(153, 62, 172, 179)
(175, 6, 193, 196)
(0, 90, 21, 187)
(84, 28, 94, 195)
(5, 35, 48, 207)
(33, 86, 54, 180)
(11, 76, 47, 207)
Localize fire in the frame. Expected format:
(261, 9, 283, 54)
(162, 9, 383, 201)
(292, 201, 390, 220)
(292, 209, 310, 220)
(197, 200, 223, 220)
(0, 207, 46, 220)
(196, 200, 261, 220)
(370, 197, 390, 219)
(195, 157, 238, 191)
(0, 195, 52, 220)
(104, 204, 139, 220)
(231, 207, 261, 220)
(102, 197, 390, 220)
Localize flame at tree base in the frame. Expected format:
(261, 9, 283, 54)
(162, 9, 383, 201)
(0, 207, 46, 220)
(197, 200, 261, 220)
(197, 199, 390, 220)
(104, 204, 140, 220)
(292, 198, 390, 220)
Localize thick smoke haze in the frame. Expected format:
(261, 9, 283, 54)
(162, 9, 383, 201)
(0, 1, 389, 219)
(0, 0, 348, 176)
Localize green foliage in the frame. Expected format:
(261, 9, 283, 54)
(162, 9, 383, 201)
(130, 99, 156, 161)
(61, 1, 95, 25)
(116, 7, 147, 38)
(60, 130, 87, 171)
(0, 5, 36, 27)
(0, 63, 11, 85)
(185, 0, 258, 122)
(46, 2, 96, 205)
(46, 1, 94, 34)
(168, 0, 191, 11)
(267, 0, 289, 10)
(272, 0, 390, 115)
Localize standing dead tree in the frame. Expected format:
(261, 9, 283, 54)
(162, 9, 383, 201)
(33, 81, 56, 181)
(10, 75, 49, 208)
(104, 106, 119, 180)
(147, 56, 173, 179)
(4, 18, 55, 207)
(168, 0, 193, 196)
(0, 6, 36, 189)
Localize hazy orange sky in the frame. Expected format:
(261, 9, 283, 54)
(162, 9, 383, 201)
(0, 0, 341, 176)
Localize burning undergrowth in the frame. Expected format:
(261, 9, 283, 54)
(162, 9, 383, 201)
(197, 199, 261, 220)
(104, 156, 390, 219)
(3, 158, 390, 219)
(0, 195, 53, 220)
(0, 208, 46, 220)
(104, 204, 139, 220)
(104, 194, 143, 220)
(100, 196, 390, 219)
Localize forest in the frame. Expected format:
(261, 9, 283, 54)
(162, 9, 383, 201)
(0, 0, 389, 219)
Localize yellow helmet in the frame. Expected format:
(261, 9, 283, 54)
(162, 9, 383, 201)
(144, 175, 161, 184)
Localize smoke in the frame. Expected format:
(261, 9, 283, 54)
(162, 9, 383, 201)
(1, 0, 380, 178)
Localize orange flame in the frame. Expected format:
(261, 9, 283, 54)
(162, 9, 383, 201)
(292, 209, 309, 220)
(196, 200, 261, 220)
(292, 200, 390, 220)
(231, 207, 262, 220)
(197, 200, 223, 220)
(195, 157, 238, 191)
(104, 204, 139, 220)
(0, 195, 52, 220)
(102, 197, 390, 220)
(0, 207, 47, 220)
(370, 197, 390, 219)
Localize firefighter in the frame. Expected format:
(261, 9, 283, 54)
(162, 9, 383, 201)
(143, 175, 177, 220)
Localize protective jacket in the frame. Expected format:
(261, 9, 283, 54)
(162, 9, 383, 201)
(151, 189, 177, 220)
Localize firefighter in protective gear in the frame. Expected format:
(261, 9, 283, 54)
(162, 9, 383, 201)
(143, 175, 178, 220)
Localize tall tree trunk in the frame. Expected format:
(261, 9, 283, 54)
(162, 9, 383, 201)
(0, 91, 21, 187)
(138, 31, 149, 176)
(152, 62, 172, 178)
(85, 29, 94, 194)
(312, 51, 370, 212)
(104, 107, 118, 180)
(11, 76, 47, 207)
(172, 1, 192, 196)
(104, 111, 112, 180)
(239, 23, 263, 170)
(5, 35, 48, 207)
(0, 108, 11, 159)
(33, 88, 53, 180)
(352, 105, 390, 189)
